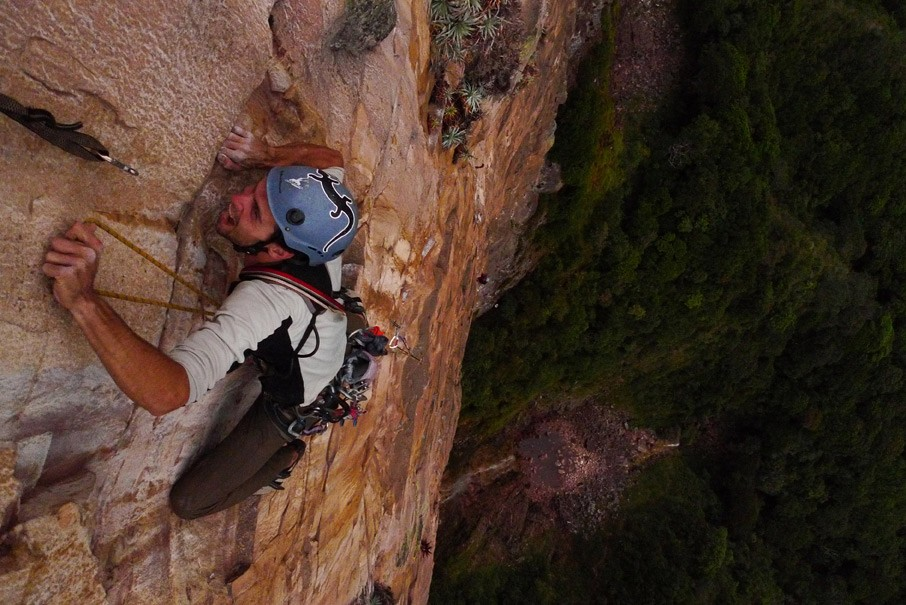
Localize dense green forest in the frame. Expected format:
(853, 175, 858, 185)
(435, 0, 906, 602)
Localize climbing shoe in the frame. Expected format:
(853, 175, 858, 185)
(254, 440, 306, 496)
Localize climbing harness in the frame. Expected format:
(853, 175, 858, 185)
(237, 260, 390, 442)
(270, 326, 390, 440)
(85, 216, 219, 317)
(0, 93, 138, 175)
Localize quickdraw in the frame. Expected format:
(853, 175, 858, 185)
(281, 326, 390, 437)
(0, 93, 138, 176)
(389, 323, 421, 362)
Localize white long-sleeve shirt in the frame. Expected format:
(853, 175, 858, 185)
(168, 257, 347, 405)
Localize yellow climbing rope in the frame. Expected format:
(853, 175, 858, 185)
(85, 216, 220, 318)
(93, 289, 216, 318)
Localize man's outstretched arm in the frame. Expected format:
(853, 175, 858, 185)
(42, 222, 189, 416)
(216, 125, 344, 170)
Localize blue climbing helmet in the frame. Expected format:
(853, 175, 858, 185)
(266, 166, 359, 265)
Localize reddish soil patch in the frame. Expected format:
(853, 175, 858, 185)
(611, 0, 685, 121)
(517, 405, 660, 534)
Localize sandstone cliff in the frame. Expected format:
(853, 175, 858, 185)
(0, 0, 598, 602)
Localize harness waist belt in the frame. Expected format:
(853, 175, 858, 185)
(263, 396, 299, 441)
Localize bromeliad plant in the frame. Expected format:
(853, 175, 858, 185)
(431, 0, 505, 61)
(435, 14, 477, 60)
(441, 124, 467, 149)
(460, 82, 485, 114)
(430, 0, 514, 156)
(433, 79, 484, 159)
(479, 12, 503, 41)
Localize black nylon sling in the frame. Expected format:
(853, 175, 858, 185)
(0, 92, 138, 175)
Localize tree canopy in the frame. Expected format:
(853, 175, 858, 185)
(439, 0, 906, 602)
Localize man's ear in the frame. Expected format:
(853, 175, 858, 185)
(263, 242, 295, 263)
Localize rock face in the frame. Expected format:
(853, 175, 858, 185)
(0, 0, 595, 602)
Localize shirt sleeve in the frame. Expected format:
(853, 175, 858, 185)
(168, 280, 312, 403)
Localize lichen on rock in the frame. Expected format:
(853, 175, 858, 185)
(330, 0, 398, 55)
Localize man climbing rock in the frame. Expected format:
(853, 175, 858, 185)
(42, 126, 359, 519)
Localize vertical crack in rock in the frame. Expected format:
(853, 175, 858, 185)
(269, 1, 288, 60)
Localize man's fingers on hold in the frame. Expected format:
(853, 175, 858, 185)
(41, 262, 72, 278)
(217, 153, 240, 170)
(64, 221, 90, 238)
(223, 156, 242, 170)
(231, 125, 250, 137)
(224, 134, 251, 150)
(64, 222, 103, 251)
(44, 250, 80, 266)
(49, 236, 97, 260)
(49, 236, 83, 254)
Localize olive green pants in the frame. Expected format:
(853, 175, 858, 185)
(169, 394, 303, 520)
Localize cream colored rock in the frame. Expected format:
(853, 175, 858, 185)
(0, 0, 271, 355)
(0, 568, 29, 605)
(0, 444, 21, 532)
(12, 433, 52, 493)
(4, 503, 107, 604)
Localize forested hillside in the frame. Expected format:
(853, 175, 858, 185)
(437, 0, 906, 602)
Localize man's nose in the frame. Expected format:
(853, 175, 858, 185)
(232, 191, 252, 206)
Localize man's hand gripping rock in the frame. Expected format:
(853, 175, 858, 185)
(42, 221, 104, 312)
(217, 125, 271, 170)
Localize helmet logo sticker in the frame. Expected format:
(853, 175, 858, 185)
(286, 177, 311, 189)
(307, 169, 356, 253)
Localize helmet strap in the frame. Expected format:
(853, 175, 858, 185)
(232, 230, 282, 256)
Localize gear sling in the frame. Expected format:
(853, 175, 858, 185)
(168, 259, 387, 520)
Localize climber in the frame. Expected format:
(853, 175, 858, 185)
(42, 126, 359, 519)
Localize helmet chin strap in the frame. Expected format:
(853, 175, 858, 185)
(232, 231, 281, 256)
(231, 231, 311, 265)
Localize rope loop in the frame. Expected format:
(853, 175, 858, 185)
(86, 216, 220, 318)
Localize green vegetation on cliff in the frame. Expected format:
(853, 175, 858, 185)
(437, 0, 906, 602)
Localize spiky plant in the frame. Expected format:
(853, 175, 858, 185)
(367, 583, 395, 605)
(442, 124, 467, 149)
(442, 84, 456, 104)
(460, 82, 484, 114)
(443, 102, 460, 122)
(453, 144, 475, 164)
(420, 539, 433, 556)
(456, 0, 483, 17)
(438, 15, 477, 48)
(430, 0, 452, 23)
(433, 35, 465, 62)
(478, 12, 503, 41)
